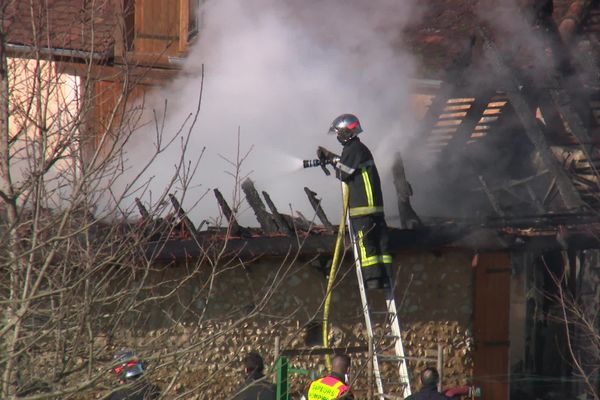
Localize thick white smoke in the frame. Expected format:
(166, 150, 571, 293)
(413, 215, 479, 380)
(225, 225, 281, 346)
(117, 0, 421, 227)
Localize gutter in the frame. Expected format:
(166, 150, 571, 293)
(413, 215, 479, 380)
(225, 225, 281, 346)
(6, 43, 111, 62)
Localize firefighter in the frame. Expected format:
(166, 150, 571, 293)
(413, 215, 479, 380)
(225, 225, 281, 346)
(307, 354, 353, 400)
(317, 113, 392, 290)
(105, 349, 160, 400)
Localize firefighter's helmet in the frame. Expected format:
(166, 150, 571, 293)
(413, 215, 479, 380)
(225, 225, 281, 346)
(113, 349, 145, 380)
(328, 114, 363, 144)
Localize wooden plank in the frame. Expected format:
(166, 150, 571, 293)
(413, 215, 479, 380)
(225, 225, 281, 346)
(473, 252, 511, 400)
(480, 30, 585, 210)
(112, 0, 126, 59)
(134, 0, 180, 56)
(179, 0, 189, 53)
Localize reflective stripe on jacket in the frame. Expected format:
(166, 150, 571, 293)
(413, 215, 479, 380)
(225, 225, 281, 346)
(333, 137, 384, 217)
(307, 376, 349, 400)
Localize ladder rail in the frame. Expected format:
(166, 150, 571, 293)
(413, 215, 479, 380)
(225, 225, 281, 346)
(385, 291, 411, 393)
(346, 212, 411, 399)
(348, 215, 385, 398)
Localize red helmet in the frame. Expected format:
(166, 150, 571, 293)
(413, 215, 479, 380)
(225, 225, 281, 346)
(328, 114, 363, 144)
(113, 349, 145, 380)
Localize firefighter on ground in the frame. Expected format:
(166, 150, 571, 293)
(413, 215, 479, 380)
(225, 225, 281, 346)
(405, 367, 449, 400)
(232, 351, 276, 400)
(105, 349, 160, 400)
(307, 354, 353, 400)
(317, 113, 392, 290)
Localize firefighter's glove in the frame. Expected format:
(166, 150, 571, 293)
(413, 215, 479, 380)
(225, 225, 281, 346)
(316, 146, 339, 164)
(316, 146, 339, 176)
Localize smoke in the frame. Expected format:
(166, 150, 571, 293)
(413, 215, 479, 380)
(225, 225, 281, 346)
(115, 0, 421, 226)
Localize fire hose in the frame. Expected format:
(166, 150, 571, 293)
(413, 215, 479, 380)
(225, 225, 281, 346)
(322, 182, 349, 370)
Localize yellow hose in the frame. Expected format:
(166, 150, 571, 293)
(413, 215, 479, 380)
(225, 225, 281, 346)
(323, 182, 349, 370)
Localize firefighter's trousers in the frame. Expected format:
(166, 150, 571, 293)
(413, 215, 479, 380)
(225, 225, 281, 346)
(349, 214, 392, 289)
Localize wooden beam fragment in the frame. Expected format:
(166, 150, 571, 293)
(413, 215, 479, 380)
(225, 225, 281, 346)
(134, 197, 150, 219)
(262, 191, 293, 235)
(213, 189, 250, 237)
(480, 29, 585, 210)
(241, 179, 279, 234)
(392, 153, 421, 229)
(169, 194, 198, 237)
(304, 187, 334, 233)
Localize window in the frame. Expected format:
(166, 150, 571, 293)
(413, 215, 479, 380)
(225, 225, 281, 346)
(188, 0, 204, 42)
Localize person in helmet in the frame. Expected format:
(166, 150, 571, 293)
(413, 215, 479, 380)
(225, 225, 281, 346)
(317, 114, 392, 290)
(105, 349, 160, 400)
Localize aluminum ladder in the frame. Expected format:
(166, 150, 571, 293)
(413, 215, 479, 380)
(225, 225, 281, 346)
(347, 215, 411, 399)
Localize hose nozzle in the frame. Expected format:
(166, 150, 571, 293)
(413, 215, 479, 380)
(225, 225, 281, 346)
(303, 159, 322, 169)
(303, 157, 339, 169)
(303, 157, 339, 176)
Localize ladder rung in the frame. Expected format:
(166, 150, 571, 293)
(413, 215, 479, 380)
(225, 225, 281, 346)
(377, 354, 406, 362)
(381, 380, 408, 386)
(376, 393, 405, 400)
(369, 310, 394, 315)
(369, 310, 394, 314)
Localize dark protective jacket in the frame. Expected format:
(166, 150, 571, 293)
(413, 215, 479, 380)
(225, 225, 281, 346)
(105, 380, 160, 400)
(405, 384, 450, 400)
(232, 371, 276, 400)
(333, 137, 384, 218)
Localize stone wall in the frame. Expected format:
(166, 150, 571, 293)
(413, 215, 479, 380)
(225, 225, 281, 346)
(101, 249, 474, 398)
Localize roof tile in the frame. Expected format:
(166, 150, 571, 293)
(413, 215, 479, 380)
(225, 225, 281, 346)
(2, 0, 115, 56)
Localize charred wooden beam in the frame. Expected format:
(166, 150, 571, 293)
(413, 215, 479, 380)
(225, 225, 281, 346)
(169, 194, 199, 237)
(261, 191, 293, 235)
(478, 176, 505, 217)
(241, 178, 279, 234)
(480, 29, 585, 210)
(135, 197, 150, 219)
(391, 153, 421, 229)
(213, 188, 251, 237)
(146, 224, 473, 260)
(547, 86, 596, 161)
(285, 214, 312, 232)
(304, 187, 334, 233)
(525, 185, 546, 213)
(295, 211, 314, 230)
